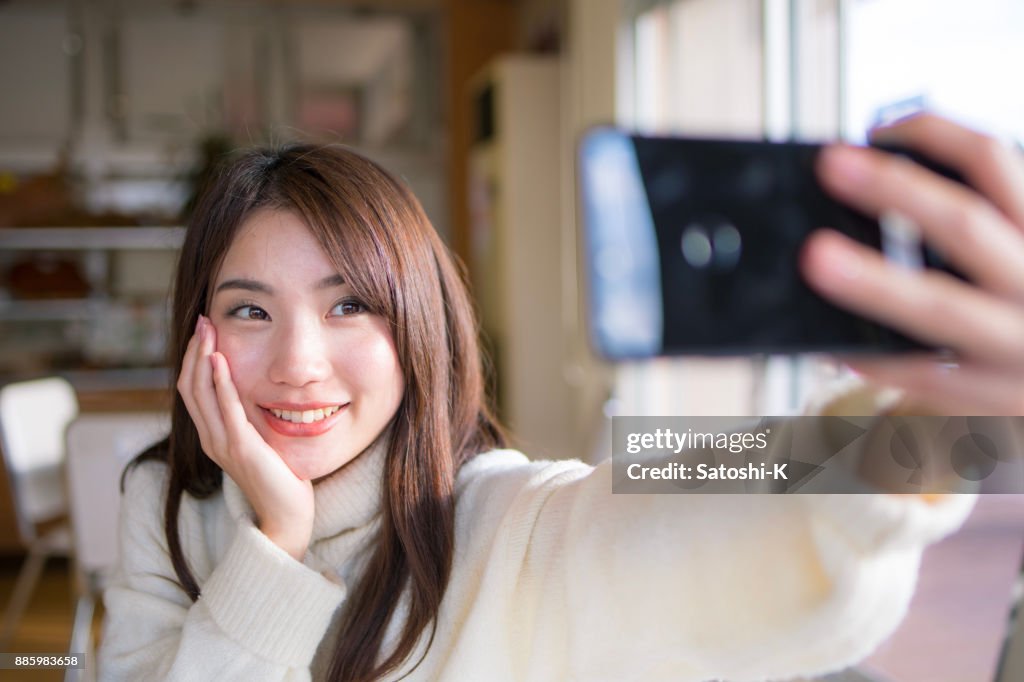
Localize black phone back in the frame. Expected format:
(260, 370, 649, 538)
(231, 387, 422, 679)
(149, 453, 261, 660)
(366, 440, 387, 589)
(577, 128, 960, 358)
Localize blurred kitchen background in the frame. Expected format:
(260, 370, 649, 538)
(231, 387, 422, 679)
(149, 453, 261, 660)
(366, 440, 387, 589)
(6, 0, 1024, 465)
(1, 1, 1023, 680)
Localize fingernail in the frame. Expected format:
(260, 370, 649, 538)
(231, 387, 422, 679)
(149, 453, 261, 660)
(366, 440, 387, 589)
(822, 146, 872, 186)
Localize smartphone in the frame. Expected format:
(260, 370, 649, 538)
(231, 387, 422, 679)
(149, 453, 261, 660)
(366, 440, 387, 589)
(577, 127, 964, 358)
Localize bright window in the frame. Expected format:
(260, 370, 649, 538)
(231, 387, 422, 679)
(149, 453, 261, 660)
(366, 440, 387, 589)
(842, 0, 1024, 142)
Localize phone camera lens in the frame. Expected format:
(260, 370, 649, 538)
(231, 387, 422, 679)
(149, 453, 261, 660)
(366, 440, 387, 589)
(681, 220, 742, 271)
(712, 223, 742, 269)
(681, 225, 713, 268)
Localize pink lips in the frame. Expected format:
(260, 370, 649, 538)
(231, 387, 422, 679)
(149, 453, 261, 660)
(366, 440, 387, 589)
(260, 403, 348, 437)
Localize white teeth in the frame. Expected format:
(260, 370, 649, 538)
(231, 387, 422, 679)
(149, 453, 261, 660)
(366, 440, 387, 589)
(269, 405, 341, 424)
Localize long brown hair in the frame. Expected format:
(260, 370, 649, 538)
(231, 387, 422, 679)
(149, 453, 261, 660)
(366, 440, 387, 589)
(132, 143, 506, 680)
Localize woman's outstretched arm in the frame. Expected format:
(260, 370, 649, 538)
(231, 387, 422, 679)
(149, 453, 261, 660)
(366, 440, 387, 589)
(456, 449, 972, 682)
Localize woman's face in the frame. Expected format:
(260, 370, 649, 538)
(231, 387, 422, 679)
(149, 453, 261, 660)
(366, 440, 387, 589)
(208, 208, 404, 481)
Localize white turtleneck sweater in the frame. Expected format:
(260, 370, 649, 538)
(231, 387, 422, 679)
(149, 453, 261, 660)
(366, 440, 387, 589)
(99, 438, 973, 682)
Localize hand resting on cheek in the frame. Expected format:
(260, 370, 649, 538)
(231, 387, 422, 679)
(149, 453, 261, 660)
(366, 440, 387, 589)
(176, 314, 315, 560)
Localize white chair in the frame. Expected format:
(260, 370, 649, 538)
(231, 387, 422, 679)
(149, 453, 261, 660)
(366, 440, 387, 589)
(0, 376, 79, 649)
(63, 411, 169, 682)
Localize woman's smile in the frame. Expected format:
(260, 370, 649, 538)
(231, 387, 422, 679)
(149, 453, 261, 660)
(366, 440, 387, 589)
(266, 405, 345, 424)
(260, 402, 350, 437)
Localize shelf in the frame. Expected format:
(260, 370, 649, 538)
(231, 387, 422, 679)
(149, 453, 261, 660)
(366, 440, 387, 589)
(0, 367, 173, 394)
(0, 226, 185, 250)
(0, 298, 170, 322)
(62, 366, 173, 392)
(0, 298, 110, 321)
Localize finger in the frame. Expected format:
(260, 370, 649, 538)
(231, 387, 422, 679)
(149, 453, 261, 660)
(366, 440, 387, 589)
(191, 316, 228, 455)
(847, 357, 1024, 416)
(177, 323, 199, 396)
(817, 144, 1024, 301)
(869, 113, 1024, 229)
(803, 230, 1024, 367)
(210, 351, 253, 446)
(177, 323, 211, 438)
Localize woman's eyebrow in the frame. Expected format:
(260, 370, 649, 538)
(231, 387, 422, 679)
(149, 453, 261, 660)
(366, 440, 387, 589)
(214, 274, 345, 295)
(317, 274, 346, 289)
(215, 278, 273, 295)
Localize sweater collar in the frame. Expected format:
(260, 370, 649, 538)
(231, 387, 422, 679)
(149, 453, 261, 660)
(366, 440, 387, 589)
(222, 432, 388, 543)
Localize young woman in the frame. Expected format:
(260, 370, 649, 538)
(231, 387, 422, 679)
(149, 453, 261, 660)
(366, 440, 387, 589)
(99, 115, 1012, 681)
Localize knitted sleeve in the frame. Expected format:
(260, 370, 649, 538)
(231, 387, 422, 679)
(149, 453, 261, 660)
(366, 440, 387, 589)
(462, 451, 974, 682)
(98, 461, 346, 681)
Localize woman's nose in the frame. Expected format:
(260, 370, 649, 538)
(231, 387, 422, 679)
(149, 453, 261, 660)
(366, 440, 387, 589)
(267, 320, 331, 387)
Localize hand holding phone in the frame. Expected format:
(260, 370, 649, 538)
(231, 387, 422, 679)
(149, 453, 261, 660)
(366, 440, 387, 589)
(577, 126, 965, 358)
(802, 115, 1024, 415)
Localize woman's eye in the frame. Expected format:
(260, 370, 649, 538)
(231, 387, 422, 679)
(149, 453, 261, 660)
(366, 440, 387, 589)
(230, 305, 269, 321)
(330, 299, 366, 317)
